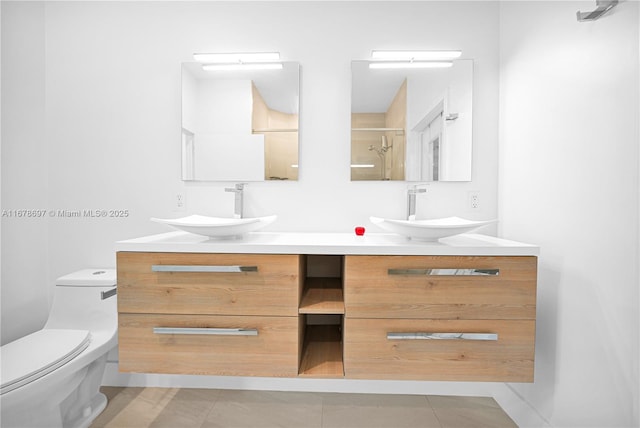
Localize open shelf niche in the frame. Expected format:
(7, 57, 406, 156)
(298, 255, 345, 378)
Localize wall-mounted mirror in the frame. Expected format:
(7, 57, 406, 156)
(351, 59, 473, 181)
(181, 62, 299, 181)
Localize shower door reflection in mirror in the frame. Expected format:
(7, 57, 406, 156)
(181, 62, 299, 181)
(351, 59, 473, 181)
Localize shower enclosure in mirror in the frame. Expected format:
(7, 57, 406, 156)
(351, 59, 473, 181)
(181, 62, 299, 181)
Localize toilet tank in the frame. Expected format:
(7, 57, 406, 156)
(44, 269, 117, 332)
(55, 269, 116, 287)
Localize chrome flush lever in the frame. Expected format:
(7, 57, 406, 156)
(577, 0, 618, 21)
(101, 287, 117, 300)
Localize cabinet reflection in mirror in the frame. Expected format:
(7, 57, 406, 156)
(351, 60, 473, 181)
(181, 62, 299, 181)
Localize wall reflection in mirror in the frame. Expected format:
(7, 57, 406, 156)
(181, 62, 299, 181)
(351, 59, 473, 181)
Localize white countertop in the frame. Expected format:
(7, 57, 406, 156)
(115, 231, 539, 256)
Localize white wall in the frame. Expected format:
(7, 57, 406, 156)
(1, 2, 50, 344)
(196, 80, 253, 134)
(4, 2, 639, 426)
(191, 79, 265, 180)
(181, 67, 198, 133)
(405, 60, 473, 182)
(444, 61, 473, 180)
(499, 1, 639, 427)
(2, 1, 500, 345)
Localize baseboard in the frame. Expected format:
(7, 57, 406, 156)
(104, 361, 505, 395)
(492, 383, 551, 427)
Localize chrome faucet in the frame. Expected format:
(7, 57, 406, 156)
(225, 183, 246, 219)
(407, 185, 427, 220)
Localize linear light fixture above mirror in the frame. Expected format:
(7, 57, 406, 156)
(194, 52, 280, 63)
(369, 61, 453, 69)
(371, 50, 461, 60)
(202, 63, 283, 71)
(194, 52, 283, 71)
(369, 50, 461, 69)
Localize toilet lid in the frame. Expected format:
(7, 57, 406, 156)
(0, 329, 91, 395)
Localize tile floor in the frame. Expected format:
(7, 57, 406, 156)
(90, 387, 517, 428)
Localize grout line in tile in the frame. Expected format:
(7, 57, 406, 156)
(198, 389, 224, 428)
(426, 395, 445, 428)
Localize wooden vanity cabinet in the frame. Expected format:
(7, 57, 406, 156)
(117, 251, 537, 382)
(117, 252, 303, 377)
(117, 252, 301, 316)
(119, 313, 300, 377)
(343, 255, 537, 382)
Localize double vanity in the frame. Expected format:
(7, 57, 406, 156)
(131, 50, 536, 384)
(115, 230, 538, 383)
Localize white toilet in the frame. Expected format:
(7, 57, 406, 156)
(0, 269, 118, 428)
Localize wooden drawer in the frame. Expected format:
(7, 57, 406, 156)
(344, 318, 535, 382)
(119, 313, 300, 377)
(344, 255, 536, 319)
(117, 252, 302, 316)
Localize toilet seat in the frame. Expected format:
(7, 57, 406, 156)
(0, 329, 91, 395)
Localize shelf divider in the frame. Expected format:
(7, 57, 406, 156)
(299, 277, 344, 314)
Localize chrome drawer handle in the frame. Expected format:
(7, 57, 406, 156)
(151, 265, 258, 273)
(388, 268, 499, 276)
(153, 327, 258, 336)
(387, 332, 498, 341)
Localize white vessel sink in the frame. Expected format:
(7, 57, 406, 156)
(151, 215, 277, 238)
(370, 216, 495, 241)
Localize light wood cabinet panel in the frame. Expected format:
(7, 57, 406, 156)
(344, 318, 535, 382)
(119, 313, 299, 377)
(116, 250, 537, 382)
(117, 252, 302, 316)
(344, 255, 536, 320)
